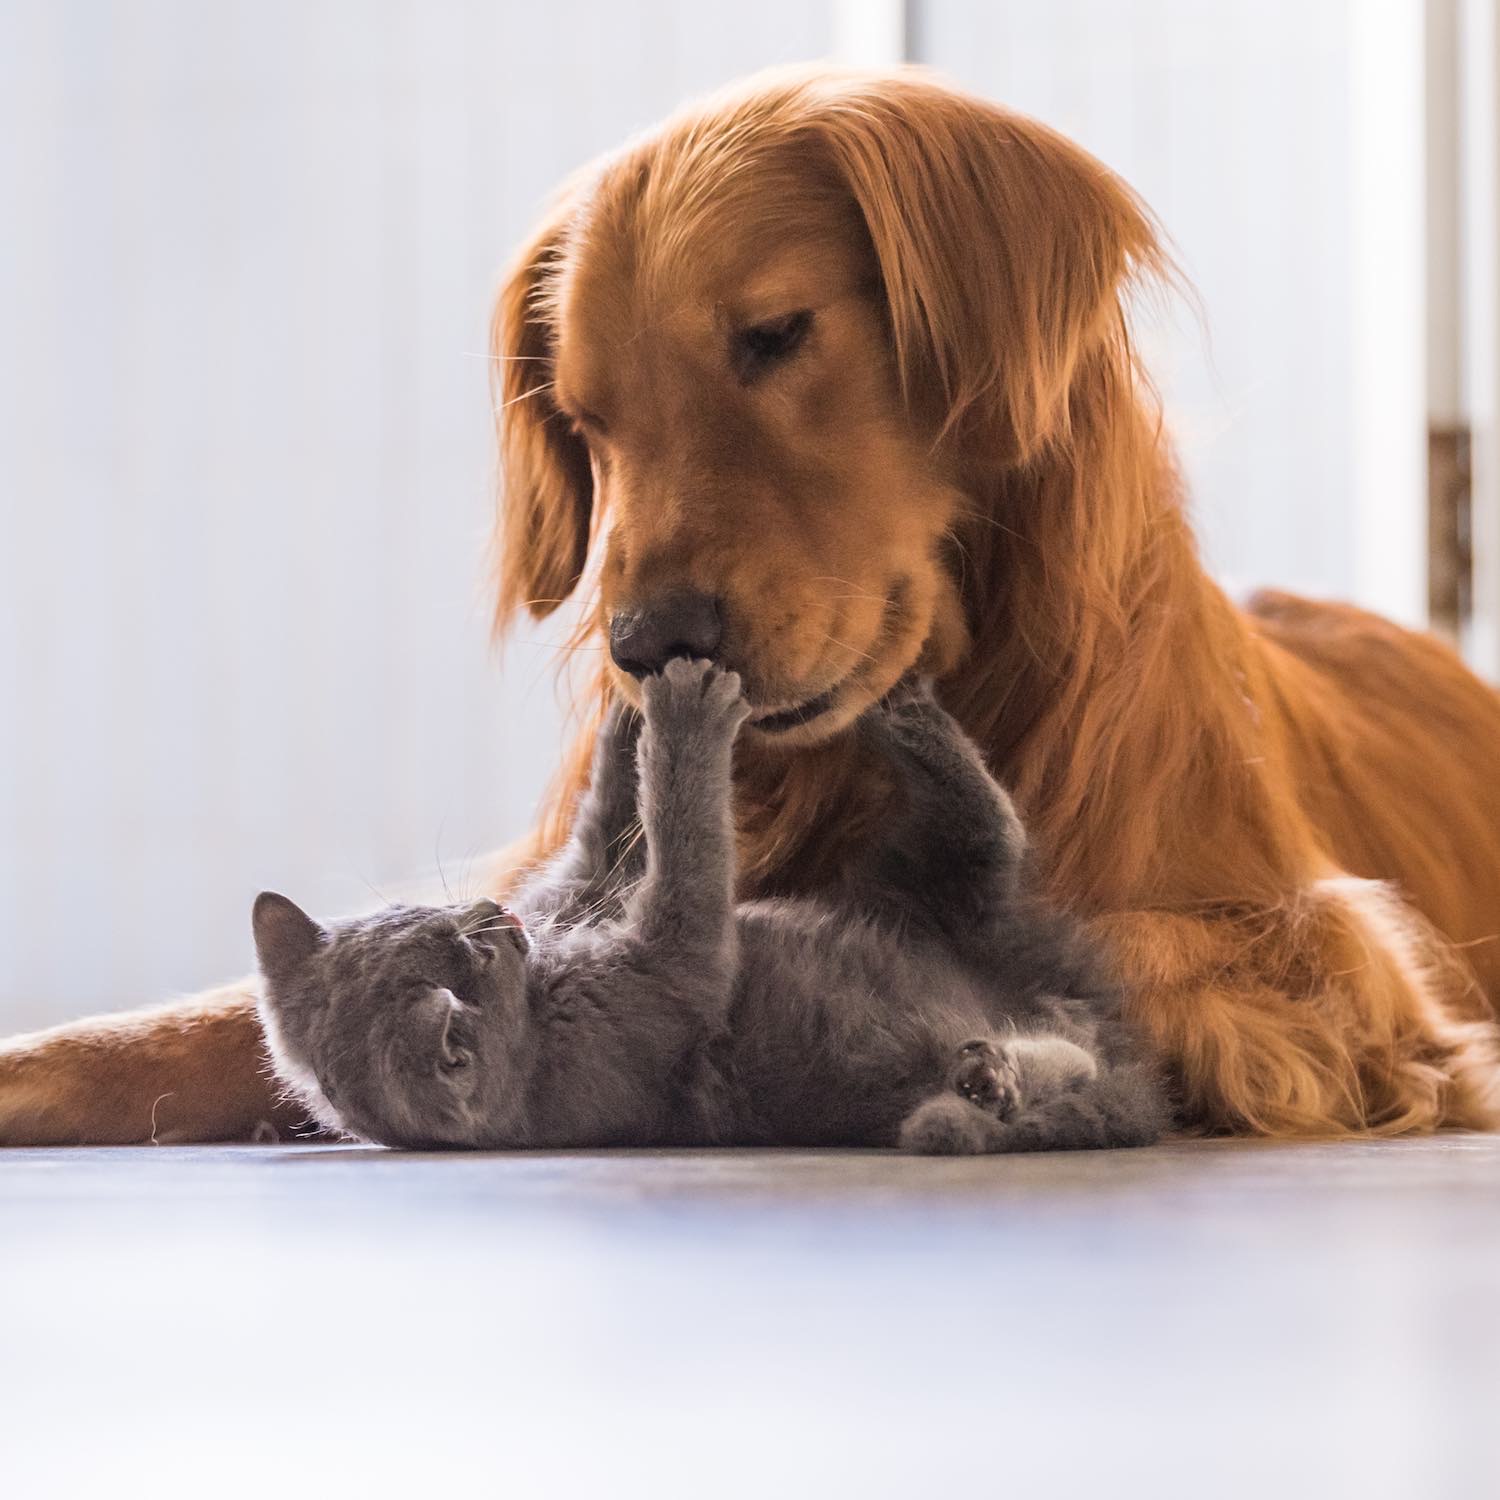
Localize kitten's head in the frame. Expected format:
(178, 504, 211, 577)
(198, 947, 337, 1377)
(252, 893, 531, 1147)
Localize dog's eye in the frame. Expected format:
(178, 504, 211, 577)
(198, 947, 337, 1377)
(732, 309, 813, 381)
(568, 407, 608, 437)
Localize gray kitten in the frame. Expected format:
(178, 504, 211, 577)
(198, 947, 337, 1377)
(253, 660, 1169, 1154)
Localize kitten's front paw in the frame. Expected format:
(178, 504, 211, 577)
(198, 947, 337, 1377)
(641, 657, 751, 743)
(951, 1038, 1023, 1121)
(857, 675, 952, 750)
(600, 695, 642, 747)
(880, 674, 938, 712)
(596, 695, 644, 773)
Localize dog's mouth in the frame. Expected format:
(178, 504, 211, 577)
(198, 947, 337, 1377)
(745, 582, 919, 737)
(749, 686, 843, 735)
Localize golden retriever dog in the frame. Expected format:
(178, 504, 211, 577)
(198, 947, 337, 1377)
(4, 66, 1500, 1144)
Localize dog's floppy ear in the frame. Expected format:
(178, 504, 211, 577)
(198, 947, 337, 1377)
(812, 72, 1161, 461)
(492, 189, 595, 627)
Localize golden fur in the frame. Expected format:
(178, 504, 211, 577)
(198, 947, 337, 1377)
(494, 67, 1500, 1136)
(1, 66, 1498, 1143)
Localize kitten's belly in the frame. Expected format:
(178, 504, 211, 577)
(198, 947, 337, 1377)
(719, 902, 989, 1145)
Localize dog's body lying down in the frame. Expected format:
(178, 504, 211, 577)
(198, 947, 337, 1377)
(254, 662, 1168, 1154)
(3, 65, 1500, 1145)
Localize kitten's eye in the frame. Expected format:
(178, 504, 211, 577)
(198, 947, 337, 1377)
(463, 935, 495, 967)
(732, 309, 813, 382)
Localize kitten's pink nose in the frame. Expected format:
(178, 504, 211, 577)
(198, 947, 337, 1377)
(469, 898, 526, 945)
(493, 905, 529, 955)
(469, 897, 517, 921)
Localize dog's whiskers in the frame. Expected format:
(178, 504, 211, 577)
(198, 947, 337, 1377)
(819, 631, 877, 666)
(494, 382, 556, 414)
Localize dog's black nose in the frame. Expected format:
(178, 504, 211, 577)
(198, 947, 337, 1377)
(608, 591, 724, 677)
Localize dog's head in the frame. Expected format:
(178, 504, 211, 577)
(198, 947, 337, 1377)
(493, 67, 1157, 746)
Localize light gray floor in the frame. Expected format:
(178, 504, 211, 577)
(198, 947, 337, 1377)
(4, 1136, 1498, 1499)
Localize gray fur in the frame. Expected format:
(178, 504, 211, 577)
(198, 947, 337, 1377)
(253, 660, 1171, 1153)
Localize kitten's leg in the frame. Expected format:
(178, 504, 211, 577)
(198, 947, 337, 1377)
(851, 679, 1027, 935)
(517, 698, 646, 925)
(520, 661, 749, 1147)
(898, 1035, 1168, 1154)
(626, 657, 749, 965)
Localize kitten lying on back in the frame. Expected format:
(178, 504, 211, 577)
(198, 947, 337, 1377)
(253, 661, 1170, 1154)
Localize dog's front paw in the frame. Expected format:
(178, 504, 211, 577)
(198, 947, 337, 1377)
(641, 657, 751, 744)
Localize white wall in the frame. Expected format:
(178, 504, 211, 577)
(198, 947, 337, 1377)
(0, 0, 833, 1029)
(0, 0, 1391, 1029)
(915, 0, 1360, 602)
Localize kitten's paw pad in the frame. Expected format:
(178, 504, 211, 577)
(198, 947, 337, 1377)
(951, 1039, 1022, 1121)
(656, 655, 719, 691)
(642, 658, 750, 737)
(899, 1095, 1000, 1155)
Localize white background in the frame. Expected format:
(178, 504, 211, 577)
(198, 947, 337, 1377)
(0, 0, 1407, 1027)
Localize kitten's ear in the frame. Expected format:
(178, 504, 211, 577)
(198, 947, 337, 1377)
(252, 891, 327, 983)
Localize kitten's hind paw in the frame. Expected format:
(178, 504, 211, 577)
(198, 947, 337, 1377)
(951, 1038, 1021, 1120)
(898, 1095, 1004, 1155)
(950, 1033, 1098, 1118)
